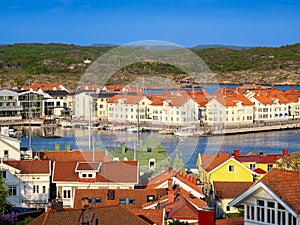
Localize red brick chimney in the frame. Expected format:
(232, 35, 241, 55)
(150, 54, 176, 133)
(233, 149, 240, 157)
(198, 207, 215, 225)
(103, 155, 110, 162)
(282, 149, 289, 156)
(167, 178, 174, 204)
(163, 88, 168, 96)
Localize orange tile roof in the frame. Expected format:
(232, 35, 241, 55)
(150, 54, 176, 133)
(53, 161, 138, 184)
(73, 188, 167, 209)
(260, 168, 300, 214)
(215, 217, 244, 225)
(21, 83, 63, 91)
(107, 94, 146, 104)
(166, 195, 199, 220)
(106, 85, 126, 91)
(38, 150, 107, 162)
(124, 207, 164, 225)
(29, 205, 151, 225)
(213, 181, 254, 199)
(149, 94, 191, 107)
(200, 152, 232, 173)
(3, 159, 51, 174)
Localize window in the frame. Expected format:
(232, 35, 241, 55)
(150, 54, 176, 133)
(33, 185, 39, 194)
(250, 163, 256, 170)
(278, 203, 286, 225)
(8, 186, 17, 196)
(88, 174, 93, 178)
(63, 189, 71, 199)
(246, 205, 255, 220)
(256, 200, 265, 222)
(267, 164, 273, 171)
(147, 195, 155, 202)
(89, 197, 101, 204)
(0, 170, 6, 178)
(228, 165, 234, 172)
(119, 198, 135, 205)
(82, 174, 87, 178)
(267, 201, 275, 224)
(4, 150, 8, 160)
(42, 186, 46, 193)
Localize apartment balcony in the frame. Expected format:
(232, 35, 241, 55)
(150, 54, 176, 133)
(0, 106, 23, 111)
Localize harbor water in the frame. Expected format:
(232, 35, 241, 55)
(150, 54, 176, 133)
(19, 126, 300, 169)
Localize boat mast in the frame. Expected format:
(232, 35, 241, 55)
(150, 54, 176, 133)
(29, 83, 32, 155)
(135, 82, 140, 161)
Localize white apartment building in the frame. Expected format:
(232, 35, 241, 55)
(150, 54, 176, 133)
(149, 92, 199, 126)
(73, 91, 98, 121)
(107, 93, 152, 124)
(0, 159, 51, 208)
(245, 90, 290, 123)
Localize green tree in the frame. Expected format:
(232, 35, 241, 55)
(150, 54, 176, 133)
(278, 152, 300, 171)
(168, 219, 189, 225)
(0, 175, 11, 214)
(16, 217, 34, 225)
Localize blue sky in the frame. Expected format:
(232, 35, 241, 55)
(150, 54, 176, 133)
(1, 0, 300, 47)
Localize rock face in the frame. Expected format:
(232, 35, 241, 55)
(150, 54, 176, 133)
(215, 69, 300, 85)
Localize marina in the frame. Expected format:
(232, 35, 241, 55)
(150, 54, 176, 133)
(18, 126, 300, 169)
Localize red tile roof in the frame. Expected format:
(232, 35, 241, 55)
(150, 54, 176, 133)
(253, 168, 266, 174)
(29, 205, 151, 225)
(75, 162, 101, 171)
(107, 94, 147, 104)
(53, 161, 138, 184)
(213, 182, 254, 199)
(3, 159, 51, 174)
(260, 168, 300, 214)
(200, 152, 232, 173)
(73, 188, 167, 209)
(21, 83, 64, 91)
(166, 195, 199, 221)
(235, 151, 288, 164)
(124, 207, 164, 225)
(38, 150, 107, 162)
(216, 217, 244, 225)
(149, 94, 192, 107)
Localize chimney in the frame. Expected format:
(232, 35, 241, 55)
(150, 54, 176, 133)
(163, 88, 168, 96)
(51, 199, 64, 211)
(233, 149, 240, 157)
(81, 197, 89, 209)
(258, 85, 262, 92)
(282, 149, 289, 156)
(271, 84, 275, 90)
(147, 90, 152, 98)
(198, 207, 215, 225)
(167, 180, 175, 205)
(103, 155, 110, 162)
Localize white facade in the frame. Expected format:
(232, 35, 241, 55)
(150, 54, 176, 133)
(74, 91, 97, 121)
(0, 89, 22, 121)
(229, 182, 300, 225)
(150, 98, 199, 126)
(0, 135, 21, 160)
(107, 96, 152, 124)
(0, 160, 51, 208)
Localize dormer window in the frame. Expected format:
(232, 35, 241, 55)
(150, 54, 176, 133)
(75, 162, 101, 179)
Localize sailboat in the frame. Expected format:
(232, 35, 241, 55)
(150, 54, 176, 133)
(174, 126, 195, 137)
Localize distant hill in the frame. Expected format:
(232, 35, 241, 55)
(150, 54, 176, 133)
(91, 43, 117, 47)
(0, 43, 299, 90)
(192, 44, 253, 50)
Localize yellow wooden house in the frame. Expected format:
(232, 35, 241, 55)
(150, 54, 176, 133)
(197, 152, 257, 187)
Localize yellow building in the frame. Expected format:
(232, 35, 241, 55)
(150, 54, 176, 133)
(232, 149, 289, 179)
(197, 152, 257, 191)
